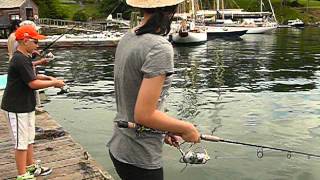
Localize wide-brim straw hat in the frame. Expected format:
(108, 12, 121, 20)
(126, 0, 185, 8)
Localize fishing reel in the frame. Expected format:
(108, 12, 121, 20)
(32, 50, 55, 61)
(115, 121, 211, 166)
(57, 85, 70, 95)
(179, 149, 210, 164)
(44, 52, 55, 62)
(177, 141, 210, 166)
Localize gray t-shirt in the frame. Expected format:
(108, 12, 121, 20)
(107, 31, 174, 169)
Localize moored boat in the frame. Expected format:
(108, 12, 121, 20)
(288, 19, 304, 28)
(206, 26, 247, 38)
(171, 29, 207, 45)
(0, 31, 124, 48)
(171, 20, 207, 44)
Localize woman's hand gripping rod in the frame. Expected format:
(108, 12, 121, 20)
(115, 120, 214, 165)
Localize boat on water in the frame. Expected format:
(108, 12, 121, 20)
(288, 19, 304, 28)
(41, 31, 124, 47)
(245, 25, 277, 34)
(206, 26, 247, 38)
(201, 0, 278, 34)
(0, 31, 124, 48)
(171, 29, 207, 44)
(211, 19, 277, 34)
(171, 20, 207, 45)
(170, 0, 207, 45)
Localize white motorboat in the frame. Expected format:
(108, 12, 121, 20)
(288, 19, 304, 28)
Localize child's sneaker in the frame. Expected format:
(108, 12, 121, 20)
(26, 164, 36, 175)
(28, 160, 53, 176)
(34, 166, 52, 176)
(16, 172, 35, 180)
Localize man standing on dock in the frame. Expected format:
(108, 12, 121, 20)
(1, 25, 65, 180)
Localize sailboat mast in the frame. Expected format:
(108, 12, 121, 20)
(217, 0, 220, 11)
(191, 0, 195, 20)
(221, 0, 224, 19)
(268, 0, 277, 23)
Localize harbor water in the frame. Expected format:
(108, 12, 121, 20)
(1, 27, 320, 180)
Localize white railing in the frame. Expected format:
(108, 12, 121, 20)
(38, 18, 129, 32)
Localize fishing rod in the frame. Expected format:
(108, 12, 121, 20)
(33, 25, 77, 94)
(116, 120, 320, 164)
(39, 24, 77, 57)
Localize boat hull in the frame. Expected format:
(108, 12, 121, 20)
(212, 26, 277, 34)
(289, 23, 305, 28)
(206, 27, 247, 38)
(246, 26, 277, 34)
(171, 31, 207, 44)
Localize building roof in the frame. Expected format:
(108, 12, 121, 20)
(0, 0, 26, 9)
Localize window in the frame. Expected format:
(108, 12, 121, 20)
(10, 14, 20, 20)
(26, 8, 34, 20)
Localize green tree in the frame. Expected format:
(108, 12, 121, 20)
(34, 0, 68, 19)
(99, 0, 132, 19)
(72, 10, 89, 21)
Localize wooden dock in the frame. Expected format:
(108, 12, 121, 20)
(0, 110, 113, 180)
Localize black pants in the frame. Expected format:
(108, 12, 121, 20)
(109, 151, 163, 180)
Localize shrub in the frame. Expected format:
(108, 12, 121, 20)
(72, 10, 89, 21)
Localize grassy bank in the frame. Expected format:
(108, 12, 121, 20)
(59, 1, 103, 20)
(237, 0, 320, 23)
(59, 0, 320, 24)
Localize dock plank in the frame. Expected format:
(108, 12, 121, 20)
(0, 111, 113, 180)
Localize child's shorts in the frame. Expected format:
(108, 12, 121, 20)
(3, 110, 36, 150)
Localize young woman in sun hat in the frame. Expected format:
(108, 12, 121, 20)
(107, 0, 200, 179)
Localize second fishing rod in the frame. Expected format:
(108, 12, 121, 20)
(33, 25, 77, 94)
(33, 24, 77, 58)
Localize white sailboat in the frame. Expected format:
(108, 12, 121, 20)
(170, 0, 207, 44)
(219, 18, 278, 34)
(206, 26, 247, 38)
(207, 0, 278, 34)
(241, 0, 278, 34)
(205, 0, 248, 37)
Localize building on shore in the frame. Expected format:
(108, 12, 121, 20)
(0, 0, 39, 38)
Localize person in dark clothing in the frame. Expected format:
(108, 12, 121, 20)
(1, 25, 65, 180)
